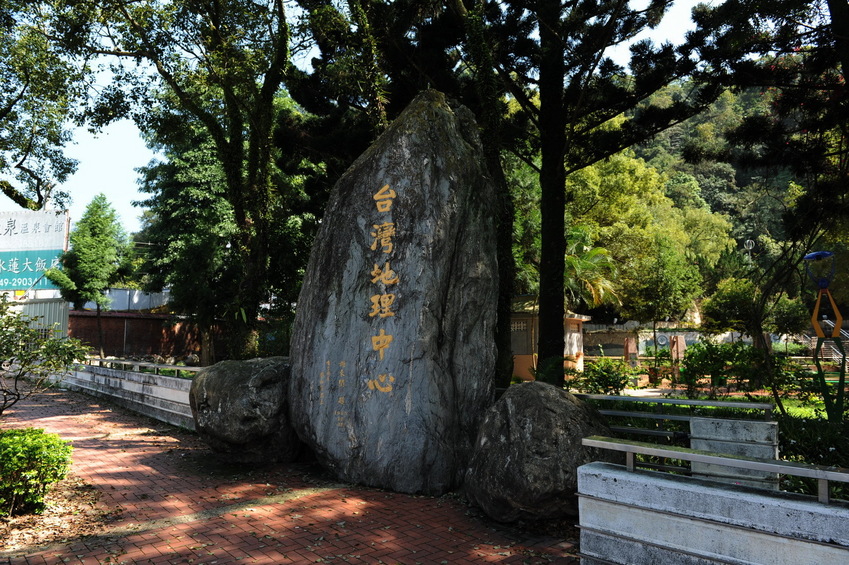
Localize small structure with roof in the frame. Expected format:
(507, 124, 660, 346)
(510, 295, 591, 380)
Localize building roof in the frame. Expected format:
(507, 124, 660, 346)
(511, 295, 591, 321)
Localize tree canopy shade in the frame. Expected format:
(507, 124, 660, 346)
(45, 193, 126, 357)
(481, 0, 745, 377)
(492, 0, 849, 377)
(135, 120, 236, 365)
(133, 91, 323, 363)
(690, 0, 849, 235)
(46, 0, 297, 355)
(687, 0, 849, 336)
(16, 0, 846, 374)
(621, 232, 701, 320)
(701, 277, 808, 338)
(0, 1, 86, 210)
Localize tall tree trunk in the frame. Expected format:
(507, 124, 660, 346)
(652, 320, 658, 364)
(536, 0, 568, 384)
(493, 162, 516, 390)
(826, 0, 849, 78)
(96, 301, 105, 359)
(751, 327, 774, 391)
(200, 326, 215, 367)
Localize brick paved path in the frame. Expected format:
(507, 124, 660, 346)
(1, 390, 578, 564)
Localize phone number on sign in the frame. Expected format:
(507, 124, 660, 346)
(0, 277, 40, 287)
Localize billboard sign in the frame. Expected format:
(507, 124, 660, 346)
(0, 210, 68, 290)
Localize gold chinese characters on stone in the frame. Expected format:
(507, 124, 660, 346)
(373, 184, 397, 212)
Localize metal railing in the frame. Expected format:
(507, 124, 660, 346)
(583, 435, 849, 504)
(80, 356, 202, 379)
(575, 394, 774, 444)
(814, 319, 848, 362)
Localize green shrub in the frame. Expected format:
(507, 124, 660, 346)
(1, 293, 87, 418)
(773, 341, 810, 357)
(643, 345, 668, 358)
(574, 357, 634, 395)
(777, 415, 849, 500)
(680, 340, 727, 398)
(643, 346, 673, 384)
(0, 428, 73, 516)
(680, 340, 764, 398)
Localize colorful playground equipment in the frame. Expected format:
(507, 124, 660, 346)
(804, 250, 846, 421)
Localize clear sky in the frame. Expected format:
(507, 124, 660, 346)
(62, 120, 156, 235)
(0, 0, 704, 237)
(0, 119, 156, 235)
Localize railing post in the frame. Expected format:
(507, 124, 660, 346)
(626, 452, 635, 472)
(819, 479, 831, 504)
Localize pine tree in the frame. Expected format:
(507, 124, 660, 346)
(46, 194, 126, 357)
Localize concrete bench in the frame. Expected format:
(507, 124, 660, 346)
(577, 460, 849, 565)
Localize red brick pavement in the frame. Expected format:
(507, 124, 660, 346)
(1, 390, 578, 564)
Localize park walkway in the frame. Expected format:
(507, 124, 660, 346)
(1, 389, 578, 564)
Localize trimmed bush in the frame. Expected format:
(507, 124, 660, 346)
(0, 427, 72, 516)
(573, 357, 634, 395)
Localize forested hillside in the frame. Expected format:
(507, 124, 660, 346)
(511, 79, 836, 335)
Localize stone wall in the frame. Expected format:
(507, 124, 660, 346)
(56, 365, 195, 430)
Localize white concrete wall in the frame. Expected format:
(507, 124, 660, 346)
(57, 365, 195, 430)
(578, 462, 849, 564)
(81, 288, 171, 311)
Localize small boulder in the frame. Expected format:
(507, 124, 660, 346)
(464, 381, 622, 522)
(182, 353, 201, 367)
(190, 357, 301, 463)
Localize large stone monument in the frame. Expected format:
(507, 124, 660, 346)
(288, 90, 499, 495)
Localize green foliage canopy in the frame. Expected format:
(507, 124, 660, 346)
(46, 0, 297, 356)
(621, 233, 702, 325)
(0, 1, 86, 210)
(703, 277, 810, 337)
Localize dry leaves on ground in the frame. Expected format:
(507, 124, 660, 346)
(0, 473, 109, 553)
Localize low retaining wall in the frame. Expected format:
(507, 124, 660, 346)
(578, 462, 849, 564)
(57, 365, 195, 430)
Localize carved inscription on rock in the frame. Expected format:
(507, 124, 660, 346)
(288, 91, 499, 495)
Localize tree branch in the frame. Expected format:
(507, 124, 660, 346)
(0, 180, 41, 210)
